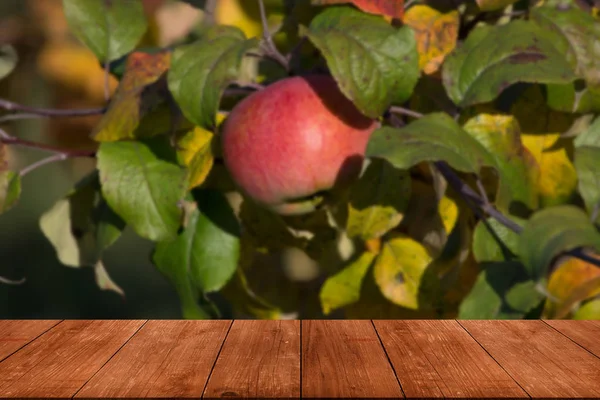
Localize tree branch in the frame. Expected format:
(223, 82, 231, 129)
(386, 108, 600, 270)
(0, 98, 105, 118)
(257, 0, 289, 71)
(389, 105, 424, 120)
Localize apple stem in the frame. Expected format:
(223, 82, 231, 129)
(257, 0, 290, 71)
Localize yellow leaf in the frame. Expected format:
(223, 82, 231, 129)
(320, 251, 377, 315)
(404, 5, 459, 75)
(521, 133, 578, 207)
(92, 51, 172, 141)
(463, 114, 540, 213)
(438, 195, 458, 235)
(544, 255, 600, 319)
(373, 234, 433, 309)
(216, 0, 264, 39)
(178, 127, 214, 189)
(573, 298, 600, 319)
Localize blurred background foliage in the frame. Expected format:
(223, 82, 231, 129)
(0, 0, 205, 318)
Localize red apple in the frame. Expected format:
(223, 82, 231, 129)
(221, 75, 378, 215)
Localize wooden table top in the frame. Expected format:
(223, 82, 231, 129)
(0, 320, 599, 399)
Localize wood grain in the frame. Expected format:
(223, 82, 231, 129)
(0, 320, 61, 362)
(460, 320, 600, 399)
(374, 320, 527, 398)
(0, 319, 144, 399)
(76, 320, 231, 399)
(302, 320, 402, 399)
(203, 320, 300, 399)
(544, 320, 600, 359)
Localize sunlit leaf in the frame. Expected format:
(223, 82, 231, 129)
(63, 0, 148, 61)
(573, 298, 600, 319)
(373, 234, 433, 309)
(0, 171, 20, 215)
(312, 0, 405, 19)
(94, 260, 125, 297)
(544, 255, 600, 318)
(345, 159, 411, 240)
(367, 113, 491, 173)
(521, 133, 577, 207)
(320, 251, 376, 315)
(518, 205, 600, 280)
(0, 45, 18, 80)
(463, 114, 539, 212)
(97, 137, 188, 241)
(458, 261, 543, 318)
(574, 115, 600, 148)
(307, 6, 418, 118)
(168, 25, 258, 129)
(403, 5, 459, 75)
(154, 190, 240, 293)
(443, 21, 576, 107)
(92, 51, 172, 141)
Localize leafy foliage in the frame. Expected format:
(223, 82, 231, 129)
(2, 0, 600, 320)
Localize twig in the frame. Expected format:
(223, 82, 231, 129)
(257, 0, 289, 71)
(0, 98, 105, 118)
(0, 275, 26, 285)
(389, 106, 424, 120)
(386, 107, 600, 270)
(202, 0, 218, 26)
(0, 128, 95, 177)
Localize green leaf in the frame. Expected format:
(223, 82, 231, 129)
(97, 137, 188, 241)
(307, 6, 419, 118)
(320, 251, 375, 315)
(168, 25, 258, 129)
(472, 217, 522, 262)
(476, 0, 519, 11)
(458, 261, 543, 319)
(442, 21, 576, 107)
(93, 198, 126, 257)
(154, 190, 240, 293)
(547, 84, 600, 114)
(366, 113, 490, 173)
(0, 170, 21, 215)
(62, 0, 148, 62)
(345, 159, 411, 240)
(373, 234, 433, 309)
(531, 3, 600, 88)
(574, 147, 600, 223)
(518, 205, 600, 280)
(462, 114, 539, 212)
(0, 44, 18, 80)
(574, 116, 600, 148)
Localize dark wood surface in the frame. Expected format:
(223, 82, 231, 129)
(0, 319, 599, 399)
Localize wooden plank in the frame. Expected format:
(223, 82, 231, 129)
(545, 320, 600, 359)
(203, 320, 300, 399)
(302, 320, 402, 399)
(0, 320, 144, 399)
(0, 320, 61, 362)
(460, 320, 600, 399)
(76, 320, 231, 399)
(374, 320, 527, 399)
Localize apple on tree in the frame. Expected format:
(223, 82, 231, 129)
(221, 75, 378, 215)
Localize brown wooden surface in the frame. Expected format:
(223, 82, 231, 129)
(1, 319, 600, 399)
(203, 320, 300, 399)
(0, 320, 144, 398)
(374, 320, 528, 398)
(75, 320, 231, 399)
(545, 319, 600, 358)
(302, 320, 403, 399)
(460, 319, 600, 399)
(0, 320, 60, 362)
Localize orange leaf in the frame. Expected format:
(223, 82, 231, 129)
(312, 0, 404, 20)
(92, 51, 172, 141)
